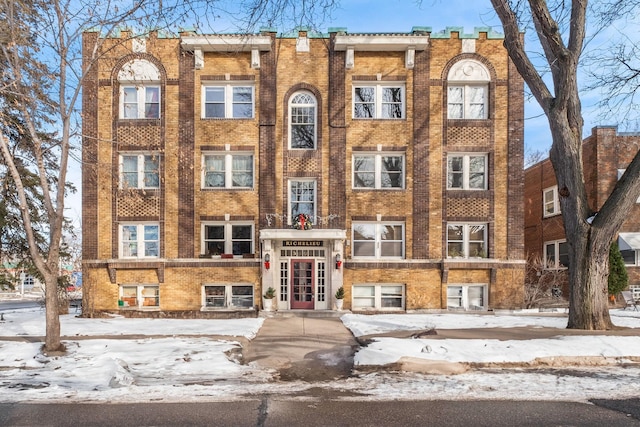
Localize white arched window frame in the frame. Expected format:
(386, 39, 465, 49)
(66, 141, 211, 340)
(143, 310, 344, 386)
(447, 59, 490, 120)
(118, 59, 161, 119)
(288, 91, 317, 149)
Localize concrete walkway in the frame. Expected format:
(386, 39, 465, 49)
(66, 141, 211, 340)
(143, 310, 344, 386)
(244, 316, 359, 382)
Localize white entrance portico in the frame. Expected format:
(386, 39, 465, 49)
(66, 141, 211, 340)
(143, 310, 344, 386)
(260, 229, 346, 311)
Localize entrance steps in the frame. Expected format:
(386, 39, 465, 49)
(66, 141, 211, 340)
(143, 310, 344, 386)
(260, 309, 348, 318)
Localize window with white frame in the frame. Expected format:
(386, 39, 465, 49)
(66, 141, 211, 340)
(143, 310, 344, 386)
(120, 224, 159, 258)
(120, 85, 160, 119)
(289, 180, 316, 222)
(352, 222, 405, 259)
(447, 85, 487, 119)
(201, 84, 254, 119)
(353, 84, 405, 119)
(289, 92, 317, 149)
(447, 284, 487, 310)
(202, 222, 253, 256)
(118, 59, 161, 119)
(120, 285, 159, 308)
(447, 154, 487, 190)
(447, 223, 487, 258)
(447, 59, 490, 120)
(544, 239, 569, 269)
(202, 153, 254, 189)
(617, 169, 640, 202)
(353, 153, 405, 189)
(120, 153, 160, 189)
(543, 186, 561, 217)
(202, 284, 254, 309)
(352, 284, 405, 310)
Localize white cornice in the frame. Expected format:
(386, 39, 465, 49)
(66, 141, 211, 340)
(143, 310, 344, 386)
(333, 34, 429, 52)
(181, 35, 272, 52)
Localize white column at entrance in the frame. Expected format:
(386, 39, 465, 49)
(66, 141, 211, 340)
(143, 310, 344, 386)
(261, 239, 275, 309)
(332, 239, 344, 310)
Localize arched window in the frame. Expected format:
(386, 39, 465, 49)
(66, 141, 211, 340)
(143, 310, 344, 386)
(289, 91, 317, 149)
(118, 59, 161, 119)
(447, 59, 490, 120)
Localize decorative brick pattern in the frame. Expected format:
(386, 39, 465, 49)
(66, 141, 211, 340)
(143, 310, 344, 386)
(116, 124, 162, 146)
(447, 125, 491, 147)
(447, 197, 490, 217)
(116, 192, 161, 217)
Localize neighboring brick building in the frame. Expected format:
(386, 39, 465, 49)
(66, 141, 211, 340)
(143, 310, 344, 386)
(82, 26, 525, 317)
(524, 126, 640, 299)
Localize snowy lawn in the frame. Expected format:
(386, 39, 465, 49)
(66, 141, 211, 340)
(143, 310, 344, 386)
(0, 306, 638, 403)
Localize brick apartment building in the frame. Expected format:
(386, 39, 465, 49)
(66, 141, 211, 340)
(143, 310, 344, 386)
(524, 126, 640, 300)
(82, 26, 525, 316)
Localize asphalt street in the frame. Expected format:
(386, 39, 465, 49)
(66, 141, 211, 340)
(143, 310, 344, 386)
(1, 399, 639, 426)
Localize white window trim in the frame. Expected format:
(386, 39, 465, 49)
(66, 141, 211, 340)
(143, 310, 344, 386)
(446, 153, 488, 190)
(119, 284, 160, 309)
(544, 239, 568, 270)
(201, 83, 255, 119)
(119, 153, 160, 190)
(288, 91, 318, 150)
(201, 284, 255, 310)
(201, 152, 254, 189)
(447, 84, 488, 120)
(352, 222, 405, 259)
(617, 169, 640, 203)
(446, 223, 488, 259)
(119, 85, 160, 119)
(352, 83, 406, 119)
(352, 153, 405, 189)
(447, 284, 488, 311)
(288, 179, 317, 225)
(543, 185, 561, 217)
(352, 284, 405, 311)
(201, 222, 254, 257)
(119, 223, 160, 259)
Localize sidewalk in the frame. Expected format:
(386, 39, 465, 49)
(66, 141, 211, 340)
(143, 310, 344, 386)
(243, 316, 359, 381)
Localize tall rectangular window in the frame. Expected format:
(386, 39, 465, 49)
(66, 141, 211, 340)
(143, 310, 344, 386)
(202, 223, 253, 256)
(352, 222, 404, 259)
(353, 154, 405, 189)
(353, 84, 405, 119)
(120, 224, 159, 258)
(120, 154, 160, 189)
(202, 84, 254, 119)
(543, 186, 560, 217)
(447, 154, 487, 190)
(202, 153, 253, 189)
(289, 180, 316, 222)
(121, 86, 160, 119)
(447, 223, 488, 258)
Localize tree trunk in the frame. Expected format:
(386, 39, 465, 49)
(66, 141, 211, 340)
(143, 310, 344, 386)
(44, 273, 63, 352)
(565, 225, 614, 330)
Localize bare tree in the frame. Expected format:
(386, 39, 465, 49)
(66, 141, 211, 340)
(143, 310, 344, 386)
(491, 0, 640, 329)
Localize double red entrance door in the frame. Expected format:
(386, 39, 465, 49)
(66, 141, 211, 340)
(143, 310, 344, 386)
(290, 259, 314, 309)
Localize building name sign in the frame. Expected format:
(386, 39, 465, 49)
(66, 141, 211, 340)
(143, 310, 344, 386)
(282, 240, 323, 247)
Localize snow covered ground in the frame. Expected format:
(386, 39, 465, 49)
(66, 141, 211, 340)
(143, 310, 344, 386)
(0, 305, 639, 403)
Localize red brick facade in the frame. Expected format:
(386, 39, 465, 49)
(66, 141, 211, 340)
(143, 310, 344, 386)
(524, 126, 640, 291)
(82, 27, 525, 316)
